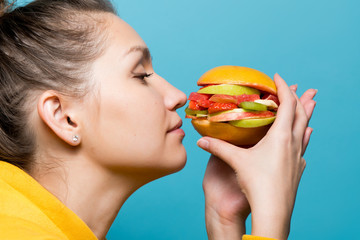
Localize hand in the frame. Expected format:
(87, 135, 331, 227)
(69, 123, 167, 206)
(199, 73, 317, 240)
(202, 83, 316, 229)
(203, 155, 250, 240)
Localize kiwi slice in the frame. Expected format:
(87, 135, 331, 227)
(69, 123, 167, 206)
(185, 107, 208, 116)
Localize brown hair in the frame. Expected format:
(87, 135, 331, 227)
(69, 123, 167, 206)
(0, 0, 116, 171)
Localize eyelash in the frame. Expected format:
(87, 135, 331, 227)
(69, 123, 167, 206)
(134, 72, 153, 84)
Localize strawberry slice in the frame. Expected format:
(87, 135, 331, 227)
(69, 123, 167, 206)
(197, 99, 213, 108)
(188, 92, 211, 101)
(209, 94, 260, 105)
(209, 94, 237, 104)
(208, 102, 238, 114)
(262, 93, 279, 106)
(189, 100, 206, 110)
(236, 94, 260, 104)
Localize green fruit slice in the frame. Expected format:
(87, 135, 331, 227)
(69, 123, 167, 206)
(185, 107, 208, 116)
(229, 117, 276, 128)
(240, 101, 267, 111)
(198, 84, 260, 96)
(254, 99, 278, 109)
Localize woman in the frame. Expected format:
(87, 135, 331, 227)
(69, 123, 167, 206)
(0, 0, 316, 239)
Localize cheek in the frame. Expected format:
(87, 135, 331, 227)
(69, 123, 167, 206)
(81, 82, 186, 175)
(85, 92, 168, 169)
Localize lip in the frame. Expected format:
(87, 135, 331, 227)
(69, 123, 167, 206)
(168, 120, 183, 133)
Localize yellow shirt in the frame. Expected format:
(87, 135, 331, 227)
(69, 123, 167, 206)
(0, 161, 97, 240)
(0, 161, 275, 240)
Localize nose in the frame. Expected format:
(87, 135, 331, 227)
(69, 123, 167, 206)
(158, 77, 187, 111)
(165, 84, 187, 111)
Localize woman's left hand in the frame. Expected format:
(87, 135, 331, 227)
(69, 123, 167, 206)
(203, 154, 250, 240)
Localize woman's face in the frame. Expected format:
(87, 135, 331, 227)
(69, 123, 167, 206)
(81, 14, 187, 177)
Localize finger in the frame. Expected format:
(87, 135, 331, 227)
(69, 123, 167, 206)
(291, 89, 309, 142)
(300, 157, 307, 175)
(270, 73, 297, 132)
(300, 89, 317, 106)
(293, 90, 317, 137)
(289, 84, 298, 92)
(300, 89, 317, 119)
(303, 100, 316, 120)
(301, 127, 313, 156)
(197, 137, 247, 170)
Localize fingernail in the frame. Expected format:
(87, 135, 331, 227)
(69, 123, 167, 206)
(290, 84, 298, 91)
(314, 89, 318, 94)
(197, 138, 209, 150)
(275, 72, 282, 78)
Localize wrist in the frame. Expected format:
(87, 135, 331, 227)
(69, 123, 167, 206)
(205, 204, 247, 240)
(250, 202, 292, 240)
(247, 192, 294, 240)
(205, 200, 250, 225)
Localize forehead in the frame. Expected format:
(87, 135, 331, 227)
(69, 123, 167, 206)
(105, 14, 147, 54)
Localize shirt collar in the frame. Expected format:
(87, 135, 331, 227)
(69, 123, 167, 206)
(0, 161, 98, 240)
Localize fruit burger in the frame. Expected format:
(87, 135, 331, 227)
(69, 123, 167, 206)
(185, 66, 279, 146)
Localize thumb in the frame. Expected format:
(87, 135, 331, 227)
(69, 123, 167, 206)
(197, 137, 247, 170)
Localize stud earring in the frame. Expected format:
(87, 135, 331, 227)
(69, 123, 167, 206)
(72, 135, 79, 142)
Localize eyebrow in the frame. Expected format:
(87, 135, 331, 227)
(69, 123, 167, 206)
(124, 46, 152, 62)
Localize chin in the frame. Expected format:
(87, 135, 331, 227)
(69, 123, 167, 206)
(154, 144, 187, 178)
(139, 156, 187, 185)
(164, 145, 187, 174)
(107, 144, 187, 183)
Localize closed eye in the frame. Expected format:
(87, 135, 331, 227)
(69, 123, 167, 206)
(134, 72, 153, 84)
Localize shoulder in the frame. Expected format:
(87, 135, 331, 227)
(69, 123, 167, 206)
(0, 214, 67, 240)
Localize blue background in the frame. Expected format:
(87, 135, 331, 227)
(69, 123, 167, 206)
(16, 0, 360, 239)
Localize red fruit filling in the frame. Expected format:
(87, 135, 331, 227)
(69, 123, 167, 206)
(188, 100, 206, 110)
(262, 93, 279, 106)
(186, 90, 278, 120)
(208, 102, 238, 114)
(188, 92, 211, 101)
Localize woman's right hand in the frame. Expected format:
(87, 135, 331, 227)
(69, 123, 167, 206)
(198, 73, 317, 240)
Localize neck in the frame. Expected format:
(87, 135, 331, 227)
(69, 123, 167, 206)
(30, 156, 146, 240)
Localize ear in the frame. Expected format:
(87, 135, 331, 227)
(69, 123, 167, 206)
(37, 90, 81, 146)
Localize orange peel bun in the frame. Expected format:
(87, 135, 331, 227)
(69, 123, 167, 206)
(192, 119, 271, 146)
(192, 66, 277, 146)
(197, 65, 277, 95)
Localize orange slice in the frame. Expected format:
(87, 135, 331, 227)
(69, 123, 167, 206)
(197, 66, 277, 95)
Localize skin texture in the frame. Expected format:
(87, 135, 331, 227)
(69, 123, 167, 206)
(200, 75, 317, 240)
(30, 13, 187, 240)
